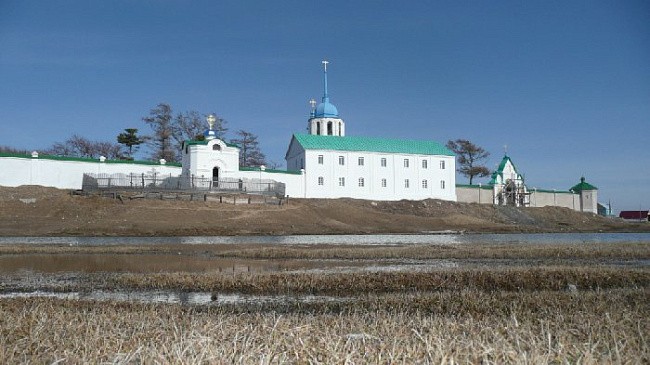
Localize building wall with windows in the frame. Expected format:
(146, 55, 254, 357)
(285, 134, 456, 201)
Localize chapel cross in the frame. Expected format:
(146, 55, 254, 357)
(322, 60, 329, 72)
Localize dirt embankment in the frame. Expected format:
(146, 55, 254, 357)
(0, 186, 647, 236)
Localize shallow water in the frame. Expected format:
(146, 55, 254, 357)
(1, 232, 649, 246)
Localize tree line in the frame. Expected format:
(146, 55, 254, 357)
(34, 103, 267, 167)
(1, 105, 492, 183)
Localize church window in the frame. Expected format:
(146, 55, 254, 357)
(316, 122, 321, 135)
(358, 157, 364, 166)
(440, 180, 446, 189)
(422, 160, 428, 169)
(318, 176, 324, 185)
(318, 155, 323, 164)
(213, 144, 221, 151)
(405, 179, 410, 188)
(327, 122, 333, 135)
(338, 156, 345, 165)
(358, 177, 365, 187)
(381, 158, 387, 167)
(338, 122, 342, 136)
(404, 159, 409, 168)
(422, 180, 428, 189)
(338, 177, 345, 187)
(440, 160, 445, 169)
(300, 158, 304, 169)
(381, 178, 387, 187)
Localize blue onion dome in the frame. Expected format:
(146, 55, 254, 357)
(203, 129, 217, 140)
(315, 99, 339, 118)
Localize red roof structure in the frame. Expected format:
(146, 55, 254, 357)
(619, 211, 649, 220)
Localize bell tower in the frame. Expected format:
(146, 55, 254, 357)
(308, 60, 345, 136)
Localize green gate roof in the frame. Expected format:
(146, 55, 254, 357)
(570, 177, 598, 192)
(291, 134, 454, 156)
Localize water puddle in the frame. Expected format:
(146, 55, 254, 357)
(1, 232, 649, 246)
(0, 290, 350, 305)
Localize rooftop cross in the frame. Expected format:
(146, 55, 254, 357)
(322, 60, 329, 101)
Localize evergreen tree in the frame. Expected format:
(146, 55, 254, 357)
(446, 139, 491, 185)
(116, 128, 144, 159)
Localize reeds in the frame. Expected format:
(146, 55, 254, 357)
(0, 289, 647, 363)
(108, 266, 649, 294)
(1, 242, 647, 260)
(1, 241, 648, 363)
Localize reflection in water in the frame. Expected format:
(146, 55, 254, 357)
(0, 232, 649, 246)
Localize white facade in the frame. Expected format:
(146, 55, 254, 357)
(181, 139, 240, 181)
(285, 137, 457, 201)
(489, 155, 530, 207)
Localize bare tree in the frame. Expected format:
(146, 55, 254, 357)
(170, 110, 227, 161)
(46, 135, 123, 159)
(143, 103, 175, 162)
(0, 145, 29, 154)
(446, 139, 491, 185)
(172, 111, 228, 144)
(94, 141, 123, 159)
(230, 130, 267, 167)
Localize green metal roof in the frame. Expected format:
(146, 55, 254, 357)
(183, 139, 239, 148)
(290, 134, 454, 156)
(488, 154, 518, 185)
(456, 184, 493, 190)
(569, 177, 598, 192)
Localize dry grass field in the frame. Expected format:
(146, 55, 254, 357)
(0, 241, 648, 363)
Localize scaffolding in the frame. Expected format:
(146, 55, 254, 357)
(496, 179, 531, 207)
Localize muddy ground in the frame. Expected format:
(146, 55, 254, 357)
(0, 186, 648, 236)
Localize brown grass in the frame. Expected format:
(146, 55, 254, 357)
(0, 289, 647, 363)
(109, 266, 650, 294)
(1, 241, 648, 363)
(0, 242, 648, 260)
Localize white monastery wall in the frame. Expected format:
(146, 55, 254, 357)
(529, 190, 578, 210)
(237, 169, 304, 198)
(0, 156, 181, 190)
(456, 185, 494, 204)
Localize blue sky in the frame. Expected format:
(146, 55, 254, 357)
(1, 1, 648, 212)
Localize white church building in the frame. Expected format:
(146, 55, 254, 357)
(180, 61, 456, 201)
(0, 61, 600, 213)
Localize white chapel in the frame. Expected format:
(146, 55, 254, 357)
(284, 61, 457, 201)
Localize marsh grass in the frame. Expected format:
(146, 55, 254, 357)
(110, 266, 650, 294)
(0, 289, 647, 364)
(1, 242, 648, 363)
(1, 242, 648, 261)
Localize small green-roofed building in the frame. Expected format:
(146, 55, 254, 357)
(569, 177, 598, 193)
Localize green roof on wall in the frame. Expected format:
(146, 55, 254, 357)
(291, 134, 454, 156)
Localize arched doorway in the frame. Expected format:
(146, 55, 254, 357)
(212, 167, 220, 188)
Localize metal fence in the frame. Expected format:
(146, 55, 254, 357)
(82, 173, 285, 196)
